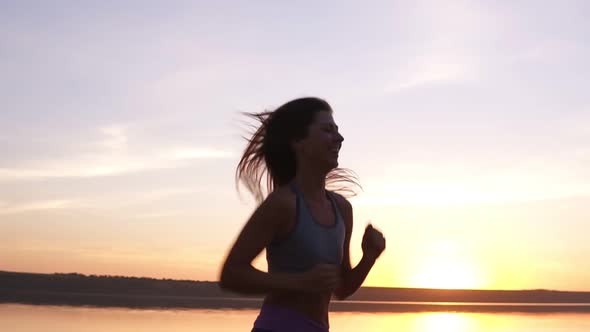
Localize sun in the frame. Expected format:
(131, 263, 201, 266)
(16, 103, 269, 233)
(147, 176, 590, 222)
(413, 257, 480, 289)
(409, 241, 484, 289)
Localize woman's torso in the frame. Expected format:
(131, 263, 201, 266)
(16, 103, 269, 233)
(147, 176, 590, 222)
(258, 183, 346, 327)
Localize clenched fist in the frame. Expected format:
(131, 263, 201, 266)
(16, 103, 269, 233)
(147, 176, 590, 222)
(361, 224, 386, 261)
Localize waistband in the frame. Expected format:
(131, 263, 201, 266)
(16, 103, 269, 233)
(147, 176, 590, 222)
(253, 303, 329, 332)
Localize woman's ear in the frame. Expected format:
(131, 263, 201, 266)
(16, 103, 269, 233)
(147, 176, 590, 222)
(290, 138, 303, 153)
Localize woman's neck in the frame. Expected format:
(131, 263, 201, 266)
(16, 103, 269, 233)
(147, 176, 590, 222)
(293, 164, 328, 202)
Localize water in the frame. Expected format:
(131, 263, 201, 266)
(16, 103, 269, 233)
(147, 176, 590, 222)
(1, 304, 589, 332)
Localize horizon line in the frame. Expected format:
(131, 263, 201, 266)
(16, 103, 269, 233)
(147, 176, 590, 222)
(3, 269, 589, 294)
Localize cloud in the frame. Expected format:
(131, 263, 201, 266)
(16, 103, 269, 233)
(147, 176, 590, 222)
(383, 1, 507, 93)
(99, 125, 128, 151)
(352, 184, 590, 207)
(78, 187, 207, 210)
(385, 56, 473, 93)
(0, 200, 73, 215)
(0, 186, 210, 216)
(0, 125, 234, 181)
(165, 147, 233, 160)
(353, 164, 590, 207)
(353, 134, 590, 207)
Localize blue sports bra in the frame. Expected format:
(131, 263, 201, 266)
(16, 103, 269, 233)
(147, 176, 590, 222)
(266, 183, 345, 273)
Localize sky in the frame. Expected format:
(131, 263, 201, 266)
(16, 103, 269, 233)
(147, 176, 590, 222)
(1, 0, 589, 291)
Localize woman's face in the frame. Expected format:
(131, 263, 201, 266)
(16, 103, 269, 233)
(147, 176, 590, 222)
(294, 110, 344, 171)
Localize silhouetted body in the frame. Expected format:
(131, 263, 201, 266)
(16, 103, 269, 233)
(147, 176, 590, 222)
(219, 97, 386, 331)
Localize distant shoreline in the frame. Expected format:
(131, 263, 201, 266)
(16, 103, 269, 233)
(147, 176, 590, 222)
(3, 290, 590, 313)
(3, 270, 590, 313)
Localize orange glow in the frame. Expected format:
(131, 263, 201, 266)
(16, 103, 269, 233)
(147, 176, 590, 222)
(408, 241, 485, 289)
(415, 313, 477, 332)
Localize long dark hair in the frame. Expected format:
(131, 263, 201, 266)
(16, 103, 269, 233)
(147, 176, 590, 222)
(236, 97, 360, 202)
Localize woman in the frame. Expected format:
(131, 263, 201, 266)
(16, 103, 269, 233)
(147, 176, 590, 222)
(220, 97, 386, 332)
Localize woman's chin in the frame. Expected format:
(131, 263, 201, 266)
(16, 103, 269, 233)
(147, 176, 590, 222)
(328, 159, 339, 169)
(312, 157, 339, 173)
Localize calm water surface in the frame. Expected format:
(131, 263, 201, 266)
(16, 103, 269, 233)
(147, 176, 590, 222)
(1, 304, 589, 332)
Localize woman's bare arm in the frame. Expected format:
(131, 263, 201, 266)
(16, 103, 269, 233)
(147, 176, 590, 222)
(219, 190, 340, 294)
(333, 196, 382, 300)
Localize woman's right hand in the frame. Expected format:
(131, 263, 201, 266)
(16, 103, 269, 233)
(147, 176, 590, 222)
(293, 264, 341, 292)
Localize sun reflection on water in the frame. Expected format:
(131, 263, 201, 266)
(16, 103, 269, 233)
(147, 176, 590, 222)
(413, 312, 476, 332)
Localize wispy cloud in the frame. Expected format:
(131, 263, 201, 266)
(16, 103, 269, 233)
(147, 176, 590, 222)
(99, 125, 129, 151)
(385, 56, 473, 93)
(353, 145, 590, 207)
(0, 125, 234, 181)
(0, 200, 73, 215)
(79, 187, 207, 210)
(384, 1, 504, 93)
(165, 147, 233, 160)
(0, 187, 208, 216)
(352, 184, 590, 208)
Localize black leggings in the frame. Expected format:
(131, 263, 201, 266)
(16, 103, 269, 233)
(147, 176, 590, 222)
(251, 329, 272, 332)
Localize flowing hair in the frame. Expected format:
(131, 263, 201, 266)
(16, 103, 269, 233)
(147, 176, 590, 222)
(236, 97, 360, 203)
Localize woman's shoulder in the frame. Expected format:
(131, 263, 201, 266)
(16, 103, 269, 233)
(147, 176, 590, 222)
(328, 191, 353, 229)
(255, 186, 297, 235)
(260, 185, 297, 211)
(328, 191, 352, 211)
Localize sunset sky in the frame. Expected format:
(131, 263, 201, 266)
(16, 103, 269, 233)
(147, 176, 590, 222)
(1, 1, 589, 291)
